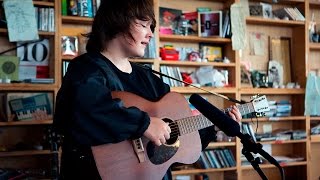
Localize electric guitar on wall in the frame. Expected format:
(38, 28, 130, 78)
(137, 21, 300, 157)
(91, 91, 269, 180)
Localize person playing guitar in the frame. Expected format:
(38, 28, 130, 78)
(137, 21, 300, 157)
(53, 0, 242, 179)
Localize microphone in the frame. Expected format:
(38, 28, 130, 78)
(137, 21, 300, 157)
(189, 93, 241, 137)
(189, 94, 285, 180)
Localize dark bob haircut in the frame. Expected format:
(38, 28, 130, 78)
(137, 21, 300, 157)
(84, 0, 156, 53)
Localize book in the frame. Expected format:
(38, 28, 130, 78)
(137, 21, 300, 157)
(199, 44, 222, 62)
(198, 11, 222, 37)
(0, 93, 9, 121)
(17, 39, 50, 80)
(61, 0, 68, 16)
(0, 55, 19, 81)
(159, 7, 182, 35)
(7, 93, 53, 121)
(182, 11, 198, 35)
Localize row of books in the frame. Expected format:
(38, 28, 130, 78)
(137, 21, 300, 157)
(62, 60, 70, 77)
(160, 66, 184, 87)
(273, 7, 305, 21)
(255, 129, 306, 142)
(241, 122, 257, 142)
(197, 148, 236, 169)
(143, 36, 156, 59)
(265, 100, 292, 117)
(61, 0, 101, 18)
(34, 7, 55, 32)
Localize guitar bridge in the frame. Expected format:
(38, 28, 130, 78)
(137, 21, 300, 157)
(132, 138, 145, 163)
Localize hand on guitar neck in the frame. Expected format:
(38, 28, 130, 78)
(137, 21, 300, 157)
(226, 105, 242, 124)
(143, 117, 171, 146)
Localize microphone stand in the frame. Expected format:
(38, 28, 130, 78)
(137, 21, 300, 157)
(135, 63, 285, 179)
(239, 133, 285, 180)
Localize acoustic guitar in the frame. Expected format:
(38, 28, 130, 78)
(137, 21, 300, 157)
(91, 91, 269, 180)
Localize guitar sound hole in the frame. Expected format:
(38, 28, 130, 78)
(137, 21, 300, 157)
(162, 118, 179, 145)
(146, 118, 180, 165)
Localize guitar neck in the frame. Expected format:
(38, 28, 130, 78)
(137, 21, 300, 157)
(176, 102, 254, 136)
(222, 103, 255, 116)
(176, 114, 213, 135)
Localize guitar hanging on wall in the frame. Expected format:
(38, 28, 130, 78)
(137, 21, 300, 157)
(91, 91, 269, 180)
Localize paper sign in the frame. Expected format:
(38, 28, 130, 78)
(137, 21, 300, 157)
(3, 0, 39, 42)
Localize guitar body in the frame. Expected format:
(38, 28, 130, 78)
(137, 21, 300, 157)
(91, 92, 202, 180)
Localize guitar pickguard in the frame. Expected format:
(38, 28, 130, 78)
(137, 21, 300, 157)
(146, 140, 180, 165)
(147, 117, 180, 165)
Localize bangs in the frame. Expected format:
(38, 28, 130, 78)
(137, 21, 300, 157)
(131, 0, 156, 32)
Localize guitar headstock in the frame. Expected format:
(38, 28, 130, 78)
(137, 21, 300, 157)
(250, 95, 270, 113)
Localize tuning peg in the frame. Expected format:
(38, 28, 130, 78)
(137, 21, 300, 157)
(250, 94, 261, 101)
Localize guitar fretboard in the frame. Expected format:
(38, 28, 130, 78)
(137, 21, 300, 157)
(174, 102, 254, 136)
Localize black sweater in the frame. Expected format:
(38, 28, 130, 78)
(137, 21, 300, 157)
(53, 52, 217, 179)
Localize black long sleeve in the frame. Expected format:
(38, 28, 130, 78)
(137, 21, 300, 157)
(53, 52, 170, 146)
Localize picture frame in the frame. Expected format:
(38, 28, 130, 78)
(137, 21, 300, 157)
(249, 5, 263, 17)
(269, 37, 292, 86)
(199, 43, 222, 62)
(260, 2, 273, 18)
(198, 11, 222, 37)
(61, 35, 79, 57)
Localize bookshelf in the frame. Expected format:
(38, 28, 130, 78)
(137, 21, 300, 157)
(57, 0, 318, 179)
(0, 0, 319, 180)
(0, 0, 59, 179)
(308, 1, 320, 179)
(240, 1, 308, 179)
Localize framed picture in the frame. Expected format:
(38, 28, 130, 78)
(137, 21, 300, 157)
(198, 11, 222, 37)
(61, 36, 79, 57)
(260, 2, 273, 18)
(269, 37, 292, 86)
(159, 7, 182, 35)
(249, 5, 263, 17)
(199, 43, 222, 62)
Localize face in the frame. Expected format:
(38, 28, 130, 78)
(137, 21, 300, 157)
(120, 19, 154, 57)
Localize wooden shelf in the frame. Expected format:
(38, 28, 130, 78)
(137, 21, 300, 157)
(171, 87, 237, 94)
(258, 139, 307, 145)
(0, 28, 55, 36)
(0, 120, 52, 126)
(241, 161, 307, 170)
(246, 17, 305, 27)
(251, 0, 304, 5)
(159, 61, 236, 67)
(309, 43, 320, 50)
(172, 167, 237, 175)
(242, 116, 306, 122)
(207, 142, 236, 148)
(33, 0, 55, 7)
(311, 116, 320, 121)
(240, 88, 305, 95)
(62, 55, 76, 60)
(62, 16, 93, 24)
(311, 135, 320, 143)
(0, 150, 51, 157)
(160, 34, 231, 44)
(129, 58, 156, 64)
(310, 0, 320, 7)
(0, 83, 56, 91)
